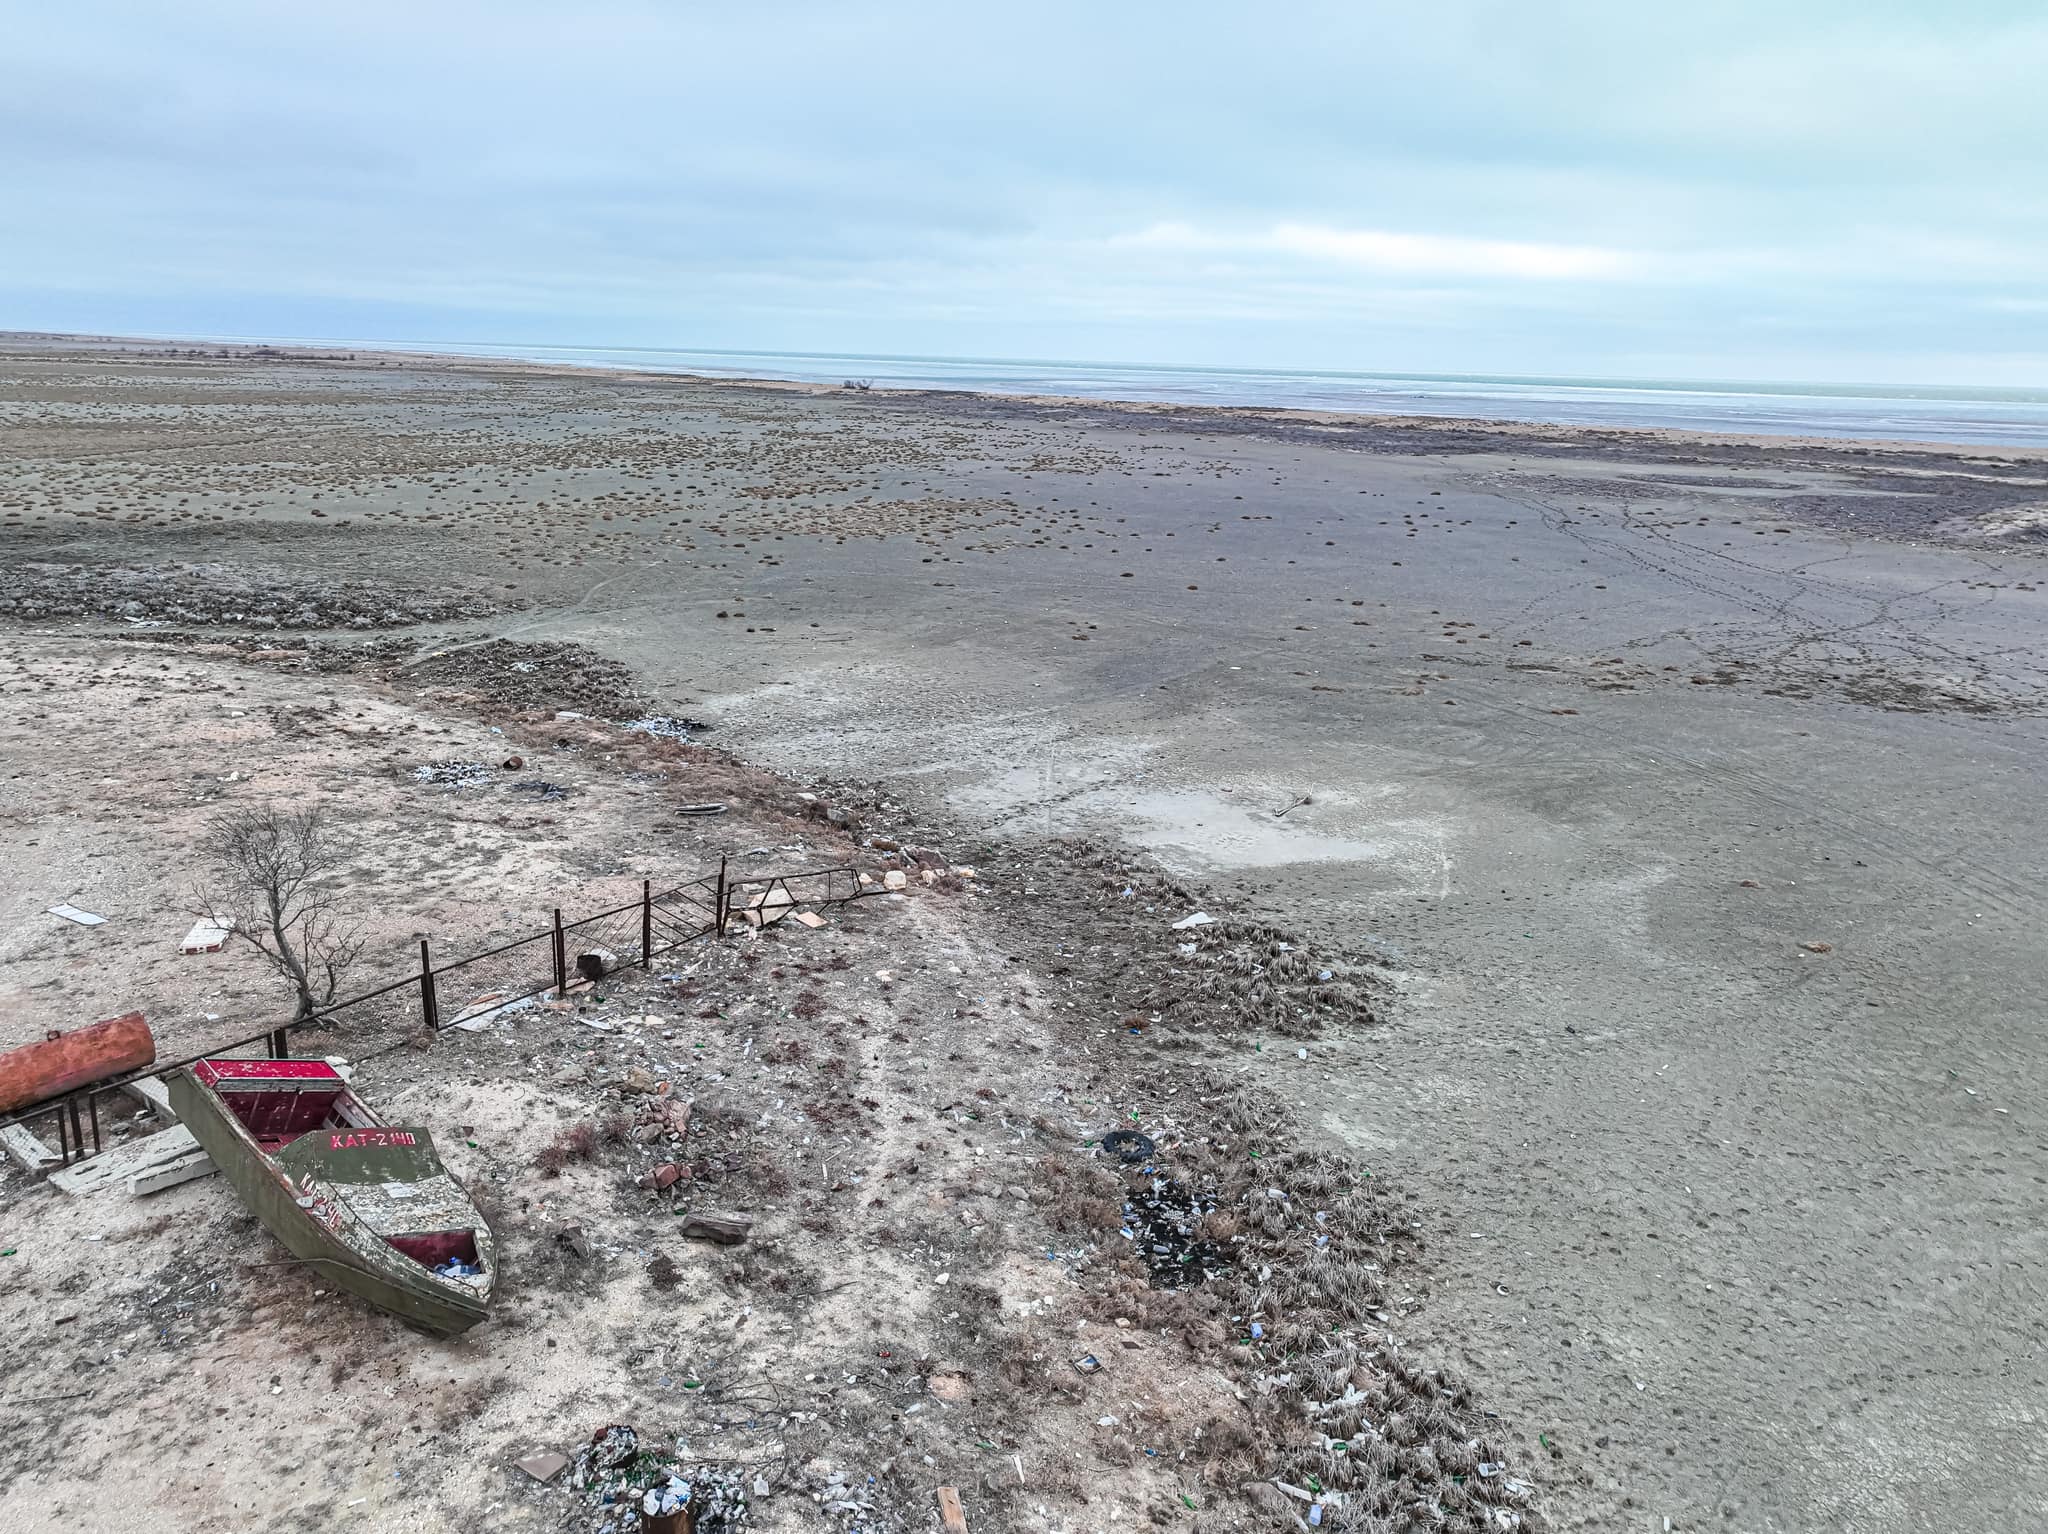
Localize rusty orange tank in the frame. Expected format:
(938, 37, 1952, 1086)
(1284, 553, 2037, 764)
(0, 1012, 155, 1116)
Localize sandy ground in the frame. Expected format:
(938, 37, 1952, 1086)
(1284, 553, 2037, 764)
(4, 341, 2048, 1531)
(8, 635, 1444, 1534)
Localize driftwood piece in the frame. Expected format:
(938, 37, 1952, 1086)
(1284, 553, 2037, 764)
(937, 1486, 969, 1531)
(678, 1211, 752, 1245)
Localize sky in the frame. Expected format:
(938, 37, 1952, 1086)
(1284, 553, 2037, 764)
(4, 1, 2045, 385)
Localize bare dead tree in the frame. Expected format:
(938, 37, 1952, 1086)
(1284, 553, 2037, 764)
(196, 804, 365, 1022)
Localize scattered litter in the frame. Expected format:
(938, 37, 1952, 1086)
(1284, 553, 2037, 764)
(511, 779, 568, 800)
(450, 992, 538, 1031)
(48, 904, 106, 927)
(562, 1423, 765, 1532)
(677, 802, 728, 817)
(1121, 1174, 1226, 1288)
(412, 760, 493, 787)
(1071, 1353, 1101, 1374)
(180, 916, 235, 953)
(621, 716, 713, 741)
(516, 1452, 570, 1483)
(1170, 911, 1214, 930)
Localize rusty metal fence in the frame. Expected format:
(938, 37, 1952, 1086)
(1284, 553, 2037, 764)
(1, 857, 869, 1167)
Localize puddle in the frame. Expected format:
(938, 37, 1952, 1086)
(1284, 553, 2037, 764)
(1121, 789, 1388, 869)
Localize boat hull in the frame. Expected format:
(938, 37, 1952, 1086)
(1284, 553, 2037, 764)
(169, 1067, 491, 1336)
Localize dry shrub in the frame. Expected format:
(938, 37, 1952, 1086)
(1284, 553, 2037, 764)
(535, 1120, 600, 1177)
(1036, 1152, 1125, 1235)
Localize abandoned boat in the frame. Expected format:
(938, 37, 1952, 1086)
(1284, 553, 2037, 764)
(168, 1058, 495, 1335)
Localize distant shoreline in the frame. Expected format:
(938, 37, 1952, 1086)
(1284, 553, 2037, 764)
(5, 329, 2046, 464)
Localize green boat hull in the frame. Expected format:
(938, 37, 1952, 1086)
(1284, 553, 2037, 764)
(169, 1066, 493, 1336)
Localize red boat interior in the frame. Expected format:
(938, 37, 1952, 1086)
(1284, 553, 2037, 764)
(387, 1231, 481, 1269)
(197, 1059, 373, 1151)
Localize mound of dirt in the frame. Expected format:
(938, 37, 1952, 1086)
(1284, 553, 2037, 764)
(394, 639, 652, 719)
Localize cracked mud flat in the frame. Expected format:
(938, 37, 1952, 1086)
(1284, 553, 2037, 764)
(3, 339, 2047, 1532)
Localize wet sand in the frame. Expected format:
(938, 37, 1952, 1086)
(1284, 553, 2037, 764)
(5, 339, 2047, 1530)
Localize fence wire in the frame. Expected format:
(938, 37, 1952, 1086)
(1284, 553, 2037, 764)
(1, 862, 867, 1159)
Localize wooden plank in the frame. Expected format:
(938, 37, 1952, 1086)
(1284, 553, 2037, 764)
(128, 1148, 216, 1196)
(937, 1486, 969, 1532)
(678, 1211, 752, 1245)
(121, 1075, 178, 1127)
(49, 1126, 200, 1196)
(0, 1123, 61, 1175)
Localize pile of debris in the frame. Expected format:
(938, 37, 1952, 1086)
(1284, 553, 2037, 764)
(397, 639, 650, 718)
(558, 1425, 767, 1533)
(412, 760, 494, 788)
(0, 559, 503, 629)
(1119, 1170, 1226, 1288)
(622, 715, 714, 742)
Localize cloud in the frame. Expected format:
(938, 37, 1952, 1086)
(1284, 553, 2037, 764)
(1115, 222, 1638, 281)
(0, 1, 2043, 381)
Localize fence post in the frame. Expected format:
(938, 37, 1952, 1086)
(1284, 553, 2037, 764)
(418, 936, 440, 1030)
(270, 1023, 290, 1059)
(716, 855, 728, 932)
(553, 908, 568, 996)
(642, 878, 653, 966)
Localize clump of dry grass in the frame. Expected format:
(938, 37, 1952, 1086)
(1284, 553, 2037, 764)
(1070, 1067, 1537, 1530)
(535, 1119, 600, 1177)
(1036, 1154, 1123, 1234)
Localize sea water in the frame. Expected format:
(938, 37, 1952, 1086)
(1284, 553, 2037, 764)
(228, 338, 2048, 448)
